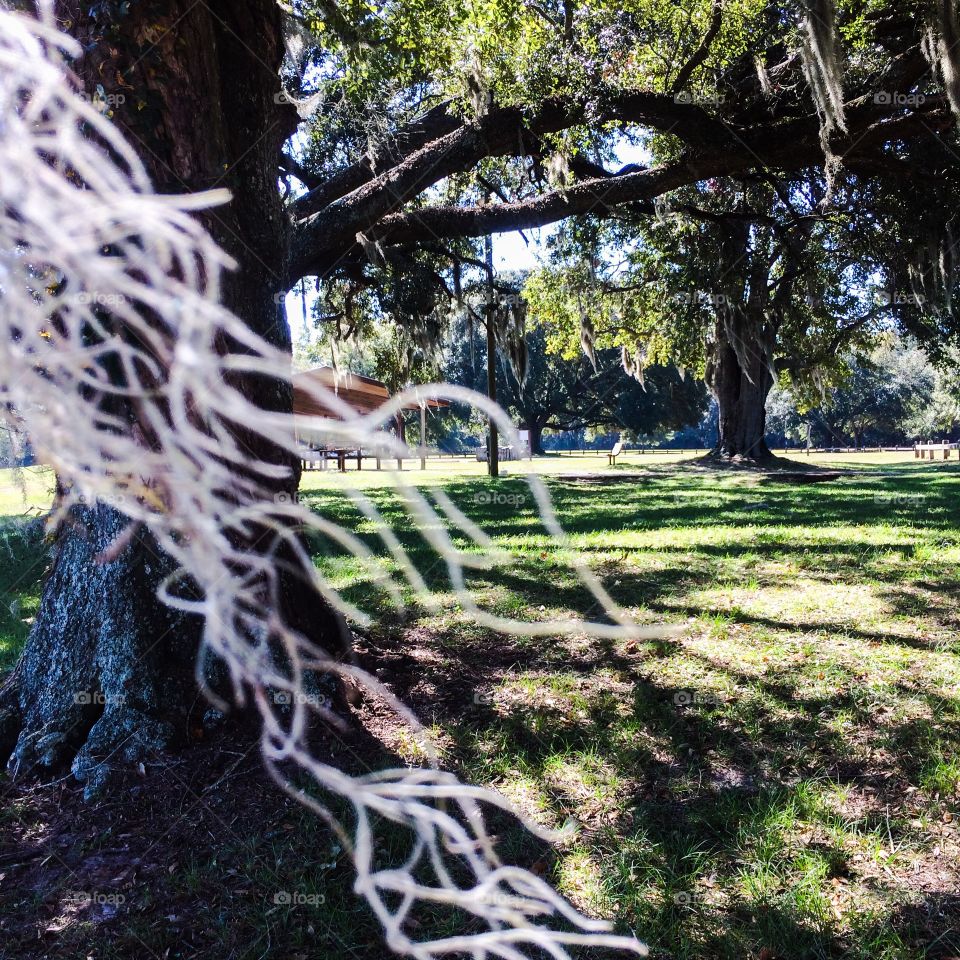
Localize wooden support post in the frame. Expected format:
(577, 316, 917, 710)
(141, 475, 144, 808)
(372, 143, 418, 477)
(485, 232, 499, 479)
(420, 403, 427, 471)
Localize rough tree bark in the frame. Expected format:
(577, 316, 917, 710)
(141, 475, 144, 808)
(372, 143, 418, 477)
(526, 423, 545, 456)
(706, 311, 776, 463)
(0, 0, 348, 797)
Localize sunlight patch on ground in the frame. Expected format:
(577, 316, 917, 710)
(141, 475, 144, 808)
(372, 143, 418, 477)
(557, 847, 613, 919)
(683, 581, 890, 628)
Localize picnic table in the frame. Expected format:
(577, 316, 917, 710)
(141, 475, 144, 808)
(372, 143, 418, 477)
(476, 446, 517, 462)
(914, 442, 959, 460)
(301, 447, 364, 472)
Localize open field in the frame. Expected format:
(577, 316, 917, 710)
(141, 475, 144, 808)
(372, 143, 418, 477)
(0, 448, 935, 508)
(1, 457, 959, 958)
(296, 447, 939, 489)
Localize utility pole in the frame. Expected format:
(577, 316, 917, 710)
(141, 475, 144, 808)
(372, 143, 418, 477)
(485, 232, 499, 479)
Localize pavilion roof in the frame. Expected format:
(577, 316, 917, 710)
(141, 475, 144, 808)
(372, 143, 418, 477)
(292, 367, 448, 418)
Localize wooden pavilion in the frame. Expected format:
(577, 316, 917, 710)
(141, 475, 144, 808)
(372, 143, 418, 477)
(292, 367, 447, 471)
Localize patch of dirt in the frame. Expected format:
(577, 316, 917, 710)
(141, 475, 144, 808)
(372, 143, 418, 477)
(552, 472, 654, 485)
(0, 734, 284, 956)
(0, 710, 404, 959)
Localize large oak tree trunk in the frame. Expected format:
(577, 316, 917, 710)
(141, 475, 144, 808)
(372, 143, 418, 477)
(527, 423, 545, 456)
(1, 0, 348, 796)
(4, 502, 203, 795)
(707, 313, 775, 463)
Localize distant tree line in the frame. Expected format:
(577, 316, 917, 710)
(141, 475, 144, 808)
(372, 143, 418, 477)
(442, 318, 707, 453)
(766, 335, 960, 449)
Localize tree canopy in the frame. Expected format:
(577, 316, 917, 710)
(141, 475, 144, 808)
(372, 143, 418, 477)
(281, 0, 960, 329)
(445, 313, 708, 449)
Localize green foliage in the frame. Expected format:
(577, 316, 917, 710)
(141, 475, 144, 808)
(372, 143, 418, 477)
(768, 334, 956, 446)
(522, 171, 905, 409)
(296, 301, 444, 392)
(445, 311, 708, 441)
(823, 335, 936, 443)
(285, 0, 960, 376)
(295, 0, 775, 123)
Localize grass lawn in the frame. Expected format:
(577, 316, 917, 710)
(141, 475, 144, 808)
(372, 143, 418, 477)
(1, 453, 959, 958)
(0, 466, 54, 671)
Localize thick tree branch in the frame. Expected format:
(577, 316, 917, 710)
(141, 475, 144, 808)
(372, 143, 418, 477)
(291, 101, 459, 217)
(567, 156, 647, 180)
(290, 104, 950, 280)
(291, 89, 736, 226)
(279, 152, 321, 189)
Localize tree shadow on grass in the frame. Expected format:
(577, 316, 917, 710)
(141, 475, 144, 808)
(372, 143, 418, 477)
(354, 587, 960, 959)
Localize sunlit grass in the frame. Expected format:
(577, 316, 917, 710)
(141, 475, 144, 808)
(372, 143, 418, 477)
(0, 465, 54, 516)
(301, 456, 960, 958)
(2, 453, 960, 958)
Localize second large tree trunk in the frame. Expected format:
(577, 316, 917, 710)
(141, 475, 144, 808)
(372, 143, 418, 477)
(527, 423, 545, 456)
(707, 313, 775, 462)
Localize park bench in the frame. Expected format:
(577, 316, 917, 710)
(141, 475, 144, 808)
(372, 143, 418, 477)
(914, 442, 959, 460)
(476, 445, 517, 462)
(301, 447, 374, 472)
(608, 440, 624, 466)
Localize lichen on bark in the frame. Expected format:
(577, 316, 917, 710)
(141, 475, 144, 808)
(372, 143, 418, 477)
(5, 504, 201, 799)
